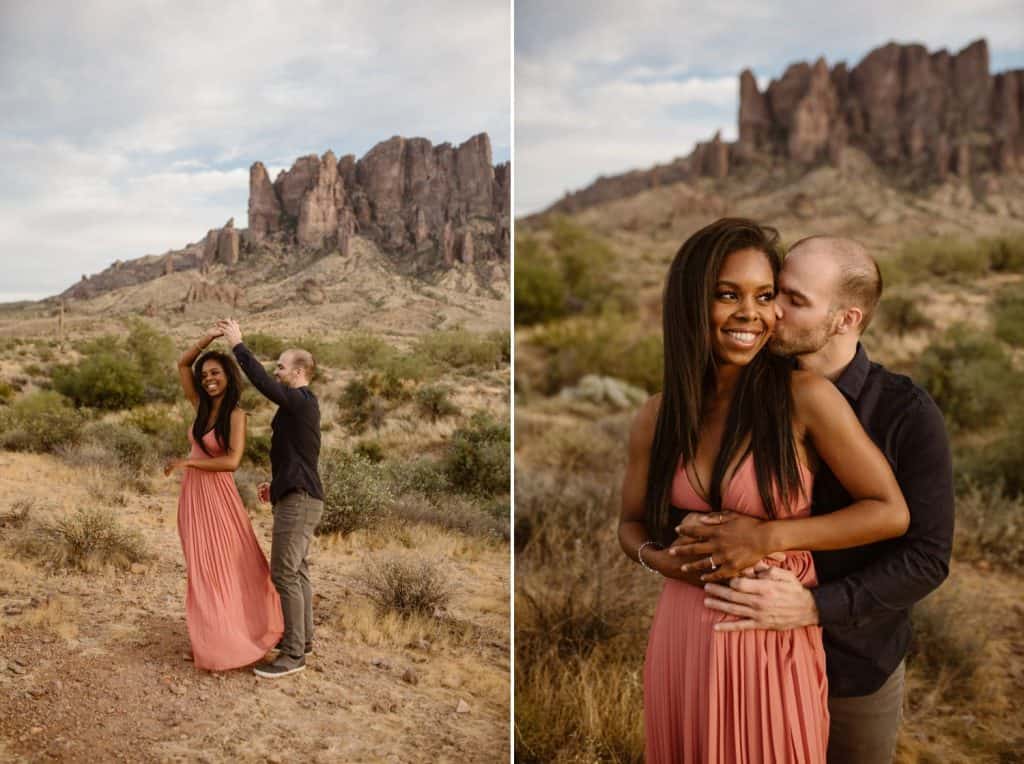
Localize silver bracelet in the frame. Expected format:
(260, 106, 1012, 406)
(637, 541, 662, 574)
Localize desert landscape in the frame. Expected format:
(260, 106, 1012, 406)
(0, 133, 511, 762)
(515, 39, 1024, 763)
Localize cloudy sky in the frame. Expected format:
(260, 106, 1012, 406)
(515, 0, 1024, 215)
(0, 0, 510, 302)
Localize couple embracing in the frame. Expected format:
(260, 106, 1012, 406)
(620, 219, 954, 763)
(165, 319, 324, 679)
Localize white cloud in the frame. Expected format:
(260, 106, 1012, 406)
(515, 0, 1024, 214)
(0, 0, 510, 299)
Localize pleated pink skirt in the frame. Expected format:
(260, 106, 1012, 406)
(177, 438, 283, 671)
(643, 553, 829, 763)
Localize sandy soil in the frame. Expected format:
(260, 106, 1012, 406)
(0, 453, 510, 763)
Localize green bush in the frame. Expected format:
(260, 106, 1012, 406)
(992, 283, 1024, 346)
(444, 411, 511, 497)
(123, 404, 190, 458)
(387, 456, 452, 498)
(124, 319, 177, 402)
(354, 439, 385, 463)
(876, 295, 934, 336)
(317, 449, 394, 535)
(53, 352, 146, 410)
(245, 431, 272, 467)
(0, 380, 14, 404)
(531, 314, 663, 394)
(415, 384, 460, 422)
(983, 234, 1024, 272)
(915, 325, 1018, 431)
(0, 391, 86, 453)
(515, 217, 626, 326)
(79, 421, 156, 475)
(244, 332, 288, 360)
(414, 329, 505, 371)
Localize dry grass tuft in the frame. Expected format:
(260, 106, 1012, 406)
(357, 556, 452, 618)
(14, 507, 149, 573)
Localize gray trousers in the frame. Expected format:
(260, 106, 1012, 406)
(827, 660, 906, 764)
(270, 490, 323, 659)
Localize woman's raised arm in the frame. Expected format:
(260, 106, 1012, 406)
(177, 328, 222, 410)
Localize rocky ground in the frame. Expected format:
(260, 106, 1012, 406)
(0, 453, 510, 763)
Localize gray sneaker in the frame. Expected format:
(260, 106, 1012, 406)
(254, 654, 306, 679)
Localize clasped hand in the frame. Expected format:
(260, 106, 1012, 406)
(669, 510, 776, 582)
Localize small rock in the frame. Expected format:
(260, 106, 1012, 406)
(168, 684, 186, 696)
(9, 664, 26, 676)
(372, 698, 398, 713)
(51, 680, 63, 693)
(370, 657, 390, 670)
(28, 687, 45, 698)
(312, 664, 324, 673)
(13, 658, 28, 667)
(4, 606, 23, 616)
(30, 726, 43, 735)
(402, 668, 419, 685)
(456, 699, 470, 714)
(130, 563, 147, 575)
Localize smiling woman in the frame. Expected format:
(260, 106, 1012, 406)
(613, 217, 909, 763)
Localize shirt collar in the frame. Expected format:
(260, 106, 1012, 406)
(835, 342, 870, 401)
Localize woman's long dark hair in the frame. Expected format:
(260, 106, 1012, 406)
(644, 218, 803, 545)
(192, 351, 242, 457)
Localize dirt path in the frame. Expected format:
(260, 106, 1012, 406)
(0, 454, 510, 763)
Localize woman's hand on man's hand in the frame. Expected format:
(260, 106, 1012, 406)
(668, 510, 777, 582)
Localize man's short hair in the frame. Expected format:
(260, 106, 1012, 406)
(287, 348, 316, 379)
(790, 236, 882, 333)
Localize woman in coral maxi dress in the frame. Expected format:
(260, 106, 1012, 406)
(166, 329, 283, 671)
(618, 219, 909, 763)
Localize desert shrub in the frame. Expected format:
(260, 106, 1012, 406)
(954, 407, 1024, 498)
(876, 294, 934, 336)
(952, 482, 1024, 567)
(387, 456, 452, 498)
(244, 332, 287, 359)
(16, 507, 148, 573)
(891, 237, 990, 284)
(915, 325, 1018, 431)
(358, 557, 451, 617)
(339, 378, 388, 433)
(244, 431, 272, 467)
(340, 332, 393, 368)
(414, 329, 505, 371)
(240, 386, 271, 411)
(123, 404, 190, 458)
(531, 314, 663, 394)
(515, 218, 626, 326)
(365, 370, 407, 401)
(415, 384, 460, 422)
(983, 233, 1024, 272)
(0, 391, 86, 453)
(0, 380, 14, 404)
(124, 319, 177, 402)
(78, 420, 156, 476)
(53, 352, 146, 410)
(23, 363, 44, 377)
(992, 282, 1024, 346)
(317, 449, 393, 535)
(443, 411, 510, 497)
(354, 439, 385, 463)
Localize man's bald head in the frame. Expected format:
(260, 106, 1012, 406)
(274, 348, 316, 388)
(788, 236, 882, 334)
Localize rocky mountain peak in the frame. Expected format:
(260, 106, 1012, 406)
(548, 38, 1022, 216)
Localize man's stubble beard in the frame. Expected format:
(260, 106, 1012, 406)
(769, 311, 839, 358)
